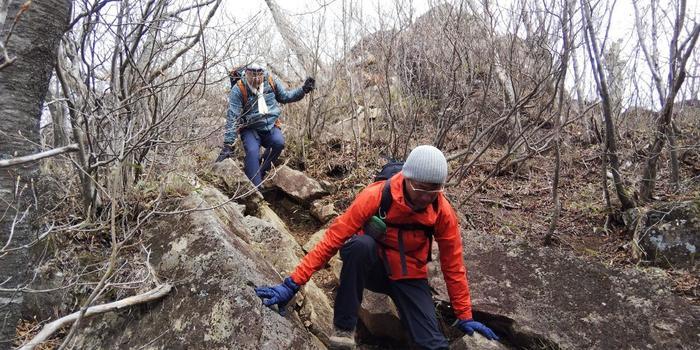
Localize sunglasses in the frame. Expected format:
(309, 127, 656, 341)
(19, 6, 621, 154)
(407, 180, 444, 194)
(245, 67, 264, 74)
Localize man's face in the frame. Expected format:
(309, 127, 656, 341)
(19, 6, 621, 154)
(405, 178, 443, 211)
(245, 68, 264, 87)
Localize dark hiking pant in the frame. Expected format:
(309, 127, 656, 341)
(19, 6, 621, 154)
(334, 234, 449, 350)
(240, 127, 284, 186)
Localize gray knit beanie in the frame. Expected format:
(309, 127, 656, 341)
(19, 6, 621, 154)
(402, 145, 448, 184)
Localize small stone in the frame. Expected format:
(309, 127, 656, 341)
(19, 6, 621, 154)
(310, 200, 338, 223)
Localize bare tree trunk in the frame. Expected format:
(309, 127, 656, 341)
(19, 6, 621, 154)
(54, 60, 100, 218)
(341, 0, 361, 161)
(47, 81, 68, 147)
(640, 51, 699, 200)
(0, 0, 71, 346)
(567, 0, 596, 143)
(581, 0, 637, 210)
(669, 124, 680, 191)
(264, 0, 319, 73)
(600, 144, 613, 230)
(633, 1, 666, 106)
(569, 24, 596, 143)
(637, 0, 700, 201)
(546, 0, 571, 244)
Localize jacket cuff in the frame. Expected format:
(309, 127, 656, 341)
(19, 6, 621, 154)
(284, 276, 301, 292)
(454, 308, 473, 320)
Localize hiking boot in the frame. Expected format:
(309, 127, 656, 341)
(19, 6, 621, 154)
(328, 328, 356, 349)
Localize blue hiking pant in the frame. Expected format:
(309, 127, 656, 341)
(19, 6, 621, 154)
(240, 127, 285, 187)
(334, 234, 449, 350)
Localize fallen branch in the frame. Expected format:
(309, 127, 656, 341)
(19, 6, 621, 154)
(0, 143, 79, 168)
(18, 283, 172, 350)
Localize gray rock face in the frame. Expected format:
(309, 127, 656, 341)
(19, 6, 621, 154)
(71, 188, 326, 350)
(357, 290, 407, 344)
(269, 165, 328, 203)
(626, 201, 699, 268)
(210, 158, 264, 210)
(449, 333, 510, 350)
(243, 215, 335, 342)
(460, 231, 700, 350)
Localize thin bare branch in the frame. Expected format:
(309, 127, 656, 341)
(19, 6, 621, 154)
(0, 144, 79, 168)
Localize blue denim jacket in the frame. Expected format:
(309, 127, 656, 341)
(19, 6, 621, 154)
(224, 74, 305, 144)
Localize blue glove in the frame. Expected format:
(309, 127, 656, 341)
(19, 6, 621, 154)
(456, 319, 499, 340)
(254, 277, 300, 316)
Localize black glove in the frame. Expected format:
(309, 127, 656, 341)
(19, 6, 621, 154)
(302, 77, 315, 93)
(215, 143, 235, 162)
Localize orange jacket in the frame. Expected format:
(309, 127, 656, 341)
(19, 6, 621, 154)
(290, 172, 473, 320)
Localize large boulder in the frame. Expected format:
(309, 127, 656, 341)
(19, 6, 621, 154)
(460, 230, 700, 349)
(71, 187, 326, 349)
(243, 214, 335, 344)
(210, 158, 264, 211)
(268, 165, 328, 204)
(357, 290, 408, 345)
(625, 201, 699, 269)
(322, 105, 381, 143)
(258, 202, 291, 233)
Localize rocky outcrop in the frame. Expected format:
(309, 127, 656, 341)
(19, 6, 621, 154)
(61, 164, 699, 350)
(625, 201, 699, 269)
(459, 231, 700, 349)
(70, 187, 326, 349)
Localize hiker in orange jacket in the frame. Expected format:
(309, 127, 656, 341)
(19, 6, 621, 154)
(254, 145, 498, 349)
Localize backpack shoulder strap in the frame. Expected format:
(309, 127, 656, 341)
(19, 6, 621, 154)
(378, 178, 392, 219)
(267, 75, 276, 94)
(236, 79, 248, 112)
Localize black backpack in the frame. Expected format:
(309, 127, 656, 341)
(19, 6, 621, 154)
(374, 159, 404, 182)
(371, 158, 436, 276)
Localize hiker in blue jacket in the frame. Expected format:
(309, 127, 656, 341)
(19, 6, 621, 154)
(216, 63, 315, 186)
